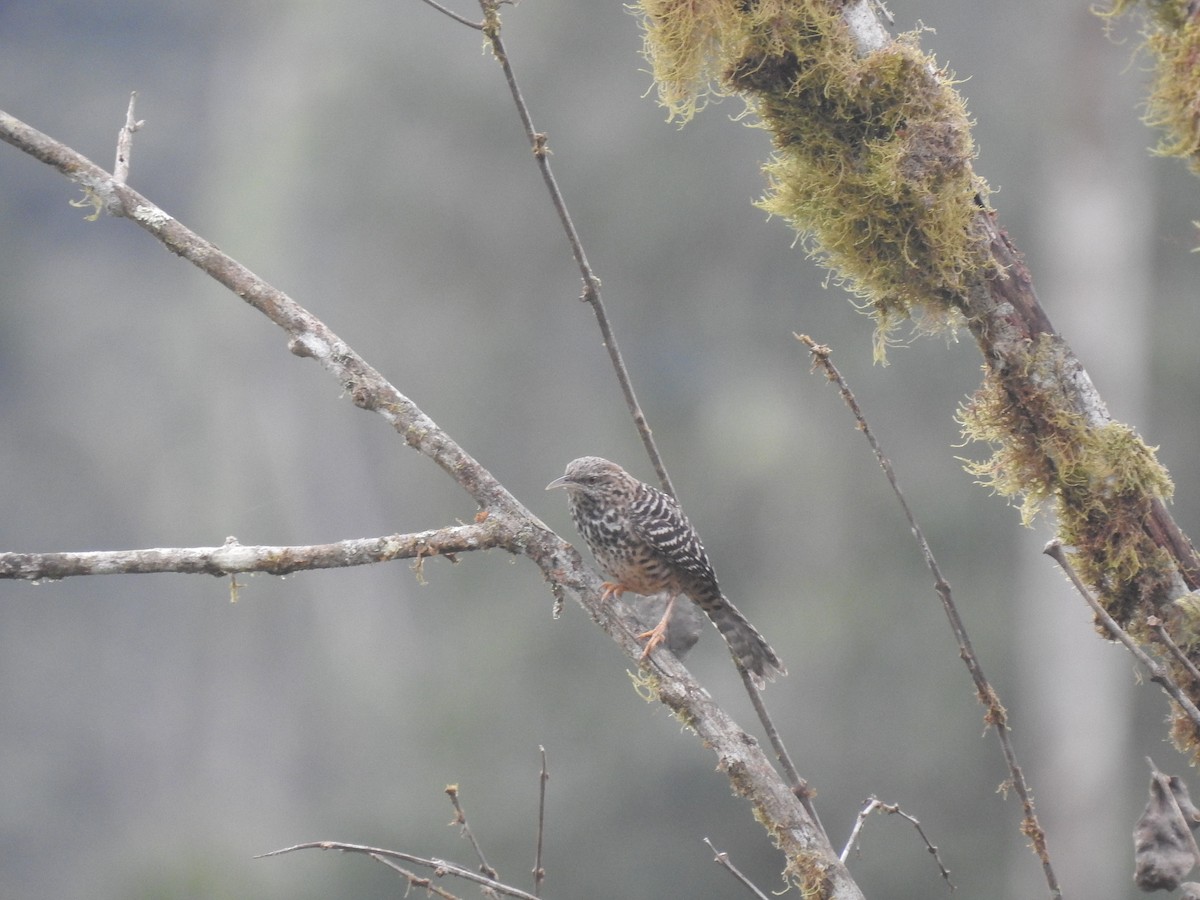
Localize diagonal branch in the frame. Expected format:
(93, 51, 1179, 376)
(0, 109, 512, 518)
(469, 0, 674, 496)
(260, 841, 540, 900)
(0, 108, 857, 896)
(801, 335, 1060, 897)
(1045, 540, 1200, 733)
(635, 0, 1200, 761)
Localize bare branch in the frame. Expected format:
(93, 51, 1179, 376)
(113, 91, 141, 185)
(1149, 615, 1200, 686)
(800, 335, 1059, 898)
(1044, 540, 1200, 733)
(533, 747, 548, 897)
(416, 0, 483, 30)
(445, 784, 499, 881)
(368, 854, 462, 899)
(737, 666, 823, 839)
(259, 842, 539, 900)
(0, 108, 858, 897)
(0, 523, 502, 581)
(0, 108, 519, 519)
(839, 797, 954, 890)
(469, 0, 673, 496)
(703, 837, 772, 900)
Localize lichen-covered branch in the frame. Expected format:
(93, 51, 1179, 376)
(0, 524, 502, 581)
(632, 0, 1200, 757)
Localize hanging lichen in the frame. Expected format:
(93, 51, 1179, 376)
(1099, 1, 1200, 172)
(637, 0, 991, 359)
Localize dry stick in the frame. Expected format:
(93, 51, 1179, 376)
(838, 800, 876, 864)
(415, 0, 483, 29)
(1044, 540, 1200, 732)
(368, 854, 462, 900)
(1148, 615, 1200, 686)
(533, 746, 548, 897)
(839, 797, 954, 889)
(259, 842, 540, 900)
(113, 91, 141, 186)
(0, 525, 500, 581)
(445, 784, 498, 880)
(799, 334, 1062, 899)
(737, 665, 824, 839)
(702, 837, 772, 900)
(465, 0, 674, 498)
(0, 109, 537, 525)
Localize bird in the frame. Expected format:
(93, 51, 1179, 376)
(546, 456, 786, 686)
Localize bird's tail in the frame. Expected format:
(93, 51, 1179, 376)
(699, 594, 787, 687)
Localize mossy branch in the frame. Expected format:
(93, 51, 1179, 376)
(633, 0, 1200, 759)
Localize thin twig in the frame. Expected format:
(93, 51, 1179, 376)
(258, 842, 539, 900)
(472, 0, 673, 496)
(703, 838, 772, 900)
(1044, 541, 1200, 732)
(368, 853, 463, 899)
(839, 798, 878, 863)
(445, 784, 498, 880)
(737, 666, 823, 839)
(839, 797, 954, 889)
(416, 0, 483, 29)
(800, 334, 1061, 898)
(1148, 615, 1200, 686)
(533, 746, 548, 897)
(113, 91, 141, 185)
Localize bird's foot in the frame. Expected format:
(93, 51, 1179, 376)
(636, 594, 677, 661)
(599, 581, 627, 603)
(637, 621, 669, 660)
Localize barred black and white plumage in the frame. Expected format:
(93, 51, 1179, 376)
(546, 456, 786, 686)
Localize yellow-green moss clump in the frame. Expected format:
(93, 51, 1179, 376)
(1099, 1, 1200, 172)
(637, 0, 991, 357)
(1143, 19, 1200, 168)
(958, 337, 1175, 625)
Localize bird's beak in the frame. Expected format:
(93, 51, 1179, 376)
(545, 475, 571, 491)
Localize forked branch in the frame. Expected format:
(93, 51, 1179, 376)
(0, 104, 854, 896)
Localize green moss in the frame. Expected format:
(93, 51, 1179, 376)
(1143, 19, 1200, 168)
(637, 0, 989, 358)
(782, 857, 837, 899)
(1170, 592, 1200, 650)
(958, 336, 1174, 623)
(1099, 0, 1194, 30)
(1098, 2, 1200, 171)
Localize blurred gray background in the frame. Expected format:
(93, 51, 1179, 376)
(2, 2, 1198, 898)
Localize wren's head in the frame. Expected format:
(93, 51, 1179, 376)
(545, 456, 638, 503)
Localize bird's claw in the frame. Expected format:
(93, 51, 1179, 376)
(599, 581, 627, 603)
(637, 623, 668, 660)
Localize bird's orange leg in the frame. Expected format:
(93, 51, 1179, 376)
(637, 593, 678, 660)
